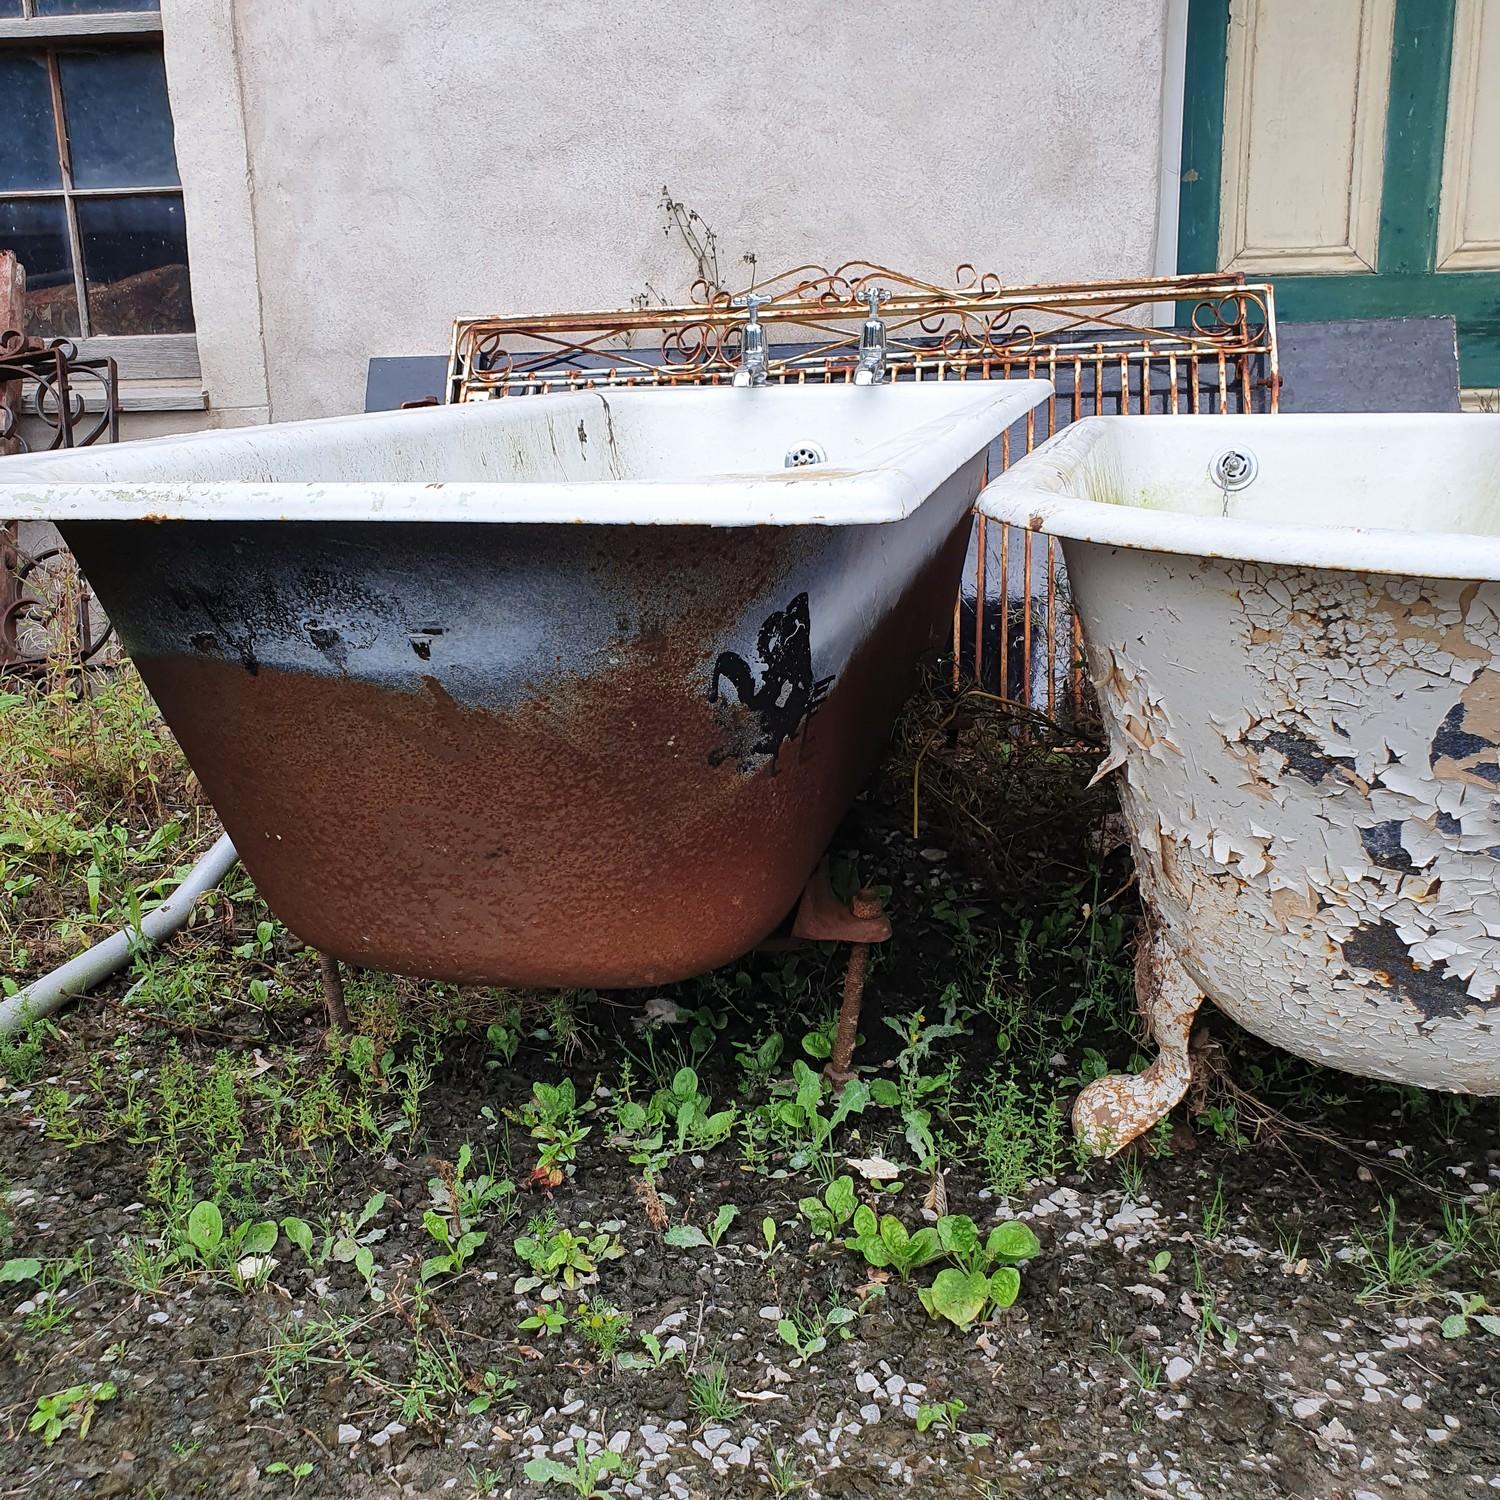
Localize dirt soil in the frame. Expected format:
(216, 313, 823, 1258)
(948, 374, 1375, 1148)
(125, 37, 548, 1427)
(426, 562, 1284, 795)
(1, 673, 1497, 1500)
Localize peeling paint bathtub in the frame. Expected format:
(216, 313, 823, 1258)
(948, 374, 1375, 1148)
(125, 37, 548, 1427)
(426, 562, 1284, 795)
(2, 379, 1051, 987)
(979, 413, 1500, 1145)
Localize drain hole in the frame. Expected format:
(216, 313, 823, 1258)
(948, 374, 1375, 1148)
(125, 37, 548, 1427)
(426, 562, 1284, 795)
(784, 443, 826, 468)
(1210, 447, 1258, 490)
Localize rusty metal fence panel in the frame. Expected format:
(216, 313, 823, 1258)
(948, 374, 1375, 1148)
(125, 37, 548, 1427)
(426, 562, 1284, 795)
(0, 331, 119, 673)
(447, 265, 1279, 726)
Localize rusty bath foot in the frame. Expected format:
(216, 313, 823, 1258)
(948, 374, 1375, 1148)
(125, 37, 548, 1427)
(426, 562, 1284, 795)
(1072, 930, 1205, 1156)
(318, 950, 349, 1035)
(824, 889, 889, 1085)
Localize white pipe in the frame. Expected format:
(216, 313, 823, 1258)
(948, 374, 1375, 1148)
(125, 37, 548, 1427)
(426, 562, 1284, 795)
(0, 833, 240, 1037)
(1151, 0, 1192, 327)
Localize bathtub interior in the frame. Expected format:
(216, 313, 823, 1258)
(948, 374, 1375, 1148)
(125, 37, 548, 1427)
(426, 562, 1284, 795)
(1075, 414, 1500, 540)
(0, 381, 1056, 492)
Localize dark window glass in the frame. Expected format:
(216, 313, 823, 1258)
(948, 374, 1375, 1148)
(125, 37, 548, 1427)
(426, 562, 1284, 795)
(0, 54, 64, 191)
(35, 1, 160, 14)
(0, 1, 24, 17)
(0, 198, 80, 336)
(59, 47, 180, 189)
(76, 193, 192, 334)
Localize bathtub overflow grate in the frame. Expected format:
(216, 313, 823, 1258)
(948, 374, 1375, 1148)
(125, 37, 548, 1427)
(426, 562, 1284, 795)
(784, 443, 827, 468)
(1210, 448, 1258, 491)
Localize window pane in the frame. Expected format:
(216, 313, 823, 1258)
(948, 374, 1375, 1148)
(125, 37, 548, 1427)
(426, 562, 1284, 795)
(0, 197, 80, 337)
(77, 192, 191, 334)
(35, 1, 161, 14)
(0, 1, 23, 16)
(0, 54, 64, 192)
(59, 46, 180, 189)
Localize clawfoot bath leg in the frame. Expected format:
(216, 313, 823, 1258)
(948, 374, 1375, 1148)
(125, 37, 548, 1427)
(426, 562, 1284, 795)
(319, 951, 349, 1035)
(1072, 931, 1205, 1157)
(789, 860, 891, 1084)
(824, 890, 886, 1085)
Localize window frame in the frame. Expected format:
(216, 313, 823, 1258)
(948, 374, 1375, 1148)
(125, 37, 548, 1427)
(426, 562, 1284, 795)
(0, 0, 200, 387)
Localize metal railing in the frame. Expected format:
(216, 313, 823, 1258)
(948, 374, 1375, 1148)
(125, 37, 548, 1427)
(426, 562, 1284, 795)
(1, 330, 120, 673)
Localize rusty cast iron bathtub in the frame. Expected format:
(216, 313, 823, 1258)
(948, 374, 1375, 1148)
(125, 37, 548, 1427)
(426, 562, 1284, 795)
(4, 380, 1051, 986)
(979, 413, 1500, 1148)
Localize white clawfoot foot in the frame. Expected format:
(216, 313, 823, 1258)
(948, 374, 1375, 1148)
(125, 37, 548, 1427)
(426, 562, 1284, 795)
(1072, 930, 1205, 1157)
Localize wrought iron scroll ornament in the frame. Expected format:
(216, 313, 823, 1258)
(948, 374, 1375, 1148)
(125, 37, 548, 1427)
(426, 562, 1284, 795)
(0, 331, 119, 453)
(449, 262, 1278, 403)
(1, 333, 120, 673)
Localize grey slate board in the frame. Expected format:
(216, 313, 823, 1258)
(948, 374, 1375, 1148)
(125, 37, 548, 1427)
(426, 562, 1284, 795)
(1276, 317, 1460, 413)
(364, 355, 448, 412)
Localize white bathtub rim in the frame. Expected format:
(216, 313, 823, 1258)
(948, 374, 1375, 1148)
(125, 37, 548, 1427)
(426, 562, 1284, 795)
(0, 379, 1055, 529)
(977, 414, 1500, 583)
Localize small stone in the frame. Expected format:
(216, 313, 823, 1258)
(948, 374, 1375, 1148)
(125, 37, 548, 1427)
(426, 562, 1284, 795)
(147, 1311, 169, 1325)
(884, 1374, 906, 1398)
(1292, 1397, 1326, 1422)
(608, 1430, 630, 1453)
(758, 1306, 782, 1322)
(337, 1424, 361, 1445)
(860, 1403, 881, 1424)
(1425, 1427, 1450, 1444)
(1401, 1394, 1423, 1411)
(702, 1426, 730, 1451)
(1321, 1419, 1351, 1444)
(855, 1370, 880, 1395)
(1164, 1357, 1193, 1385)
(642, 1429, 670, 1456)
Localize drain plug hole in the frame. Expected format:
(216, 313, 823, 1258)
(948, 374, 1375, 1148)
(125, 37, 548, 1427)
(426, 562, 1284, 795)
(784, 443, 826, 468)
(1210, 448, 1258, 490)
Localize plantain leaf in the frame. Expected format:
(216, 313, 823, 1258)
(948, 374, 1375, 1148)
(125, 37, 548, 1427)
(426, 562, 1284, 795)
(987, 1220, 1042, 1264)
(989, 1265, 1021, 1309)
(926, 1267, 989, 1329)
(187, 1201, 223, 1255)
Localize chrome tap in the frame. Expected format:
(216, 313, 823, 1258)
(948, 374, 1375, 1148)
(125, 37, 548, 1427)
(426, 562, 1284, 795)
(853, 287, 891, 385)
(731, 293, 771, 387)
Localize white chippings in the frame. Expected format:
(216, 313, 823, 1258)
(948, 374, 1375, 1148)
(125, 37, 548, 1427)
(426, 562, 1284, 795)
(1069, 544, 1500, 1123)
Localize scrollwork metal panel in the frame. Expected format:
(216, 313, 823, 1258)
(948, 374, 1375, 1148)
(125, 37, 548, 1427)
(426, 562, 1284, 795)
(1, 332, 119, 673)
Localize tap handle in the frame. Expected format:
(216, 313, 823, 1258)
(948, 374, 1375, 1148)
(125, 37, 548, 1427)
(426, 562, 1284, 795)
(732, 292, 771, 323)
(858, 286, 891, 317)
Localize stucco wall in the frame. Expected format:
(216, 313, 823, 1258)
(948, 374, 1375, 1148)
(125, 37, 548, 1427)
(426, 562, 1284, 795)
(164, 0, 1173, 424)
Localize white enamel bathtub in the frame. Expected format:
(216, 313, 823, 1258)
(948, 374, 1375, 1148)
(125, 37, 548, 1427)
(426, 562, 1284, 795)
(2, 380, 1052, 987)
(979, 414, 1500, 1148)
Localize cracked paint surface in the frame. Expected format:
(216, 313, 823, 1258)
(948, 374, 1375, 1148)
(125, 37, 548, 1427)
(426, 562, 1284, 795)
(1065, 542, 1500, 1093)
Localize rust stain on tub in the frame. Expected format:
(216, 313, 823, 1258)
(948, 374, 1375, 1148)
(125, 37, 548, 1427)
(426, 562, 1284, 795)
(126, 521, 970, 988)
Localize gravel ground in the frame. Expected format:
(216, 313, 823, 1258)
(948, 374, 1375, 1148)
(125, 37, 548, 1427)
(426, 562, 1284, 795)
(1, 677, 1497, 1499)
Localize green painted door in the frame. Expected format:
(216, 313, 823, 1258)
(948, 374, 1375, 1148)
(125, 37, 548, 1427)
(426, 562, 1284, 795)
(1179, 0, 1500, 392)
